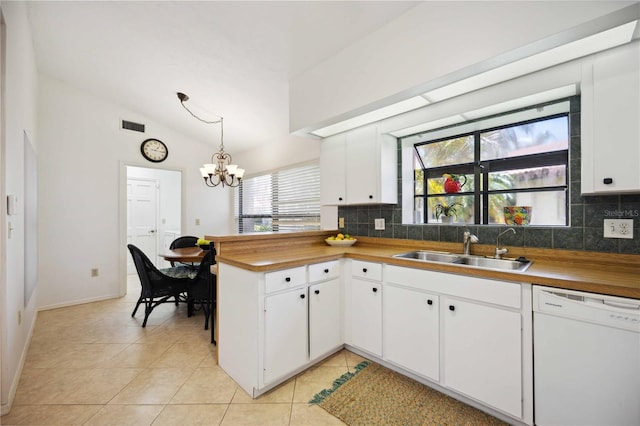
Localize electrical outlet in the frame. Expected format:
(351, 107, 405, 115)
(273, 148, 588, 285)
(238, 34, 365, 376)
(338, 217, 345, 228)
(374, 218, 385, 230)
(91, 268, 99, 277)
(603, 219, 634, 239)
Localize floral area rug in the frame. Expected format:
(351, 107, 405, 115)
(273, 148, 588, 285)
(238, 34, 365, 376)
(310, 361, 508, 426)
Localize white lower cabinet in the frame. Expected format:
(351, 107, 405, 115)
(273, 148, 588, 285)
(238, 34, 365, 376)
(383, 264, 530, 423)
(348, 260, 383, 356)
(443, 297, 522, 418)
(263, 287, 308, 384)
(350, 279, 382, 356)
(383, 284, 439, 381)
(309, 278, 342, 360)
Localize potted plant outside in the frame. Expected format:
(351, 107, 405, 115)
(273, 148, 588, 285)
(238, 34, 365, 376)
(435, 202, 462, 224)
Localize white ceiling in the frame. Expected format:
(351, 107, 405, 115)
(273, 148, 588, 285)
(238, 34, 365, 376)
(26, 1, 419, 152)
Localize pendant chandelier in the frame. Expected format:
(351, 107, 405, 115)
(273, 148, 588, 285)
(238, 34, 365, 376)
(177, 92, 244, 187)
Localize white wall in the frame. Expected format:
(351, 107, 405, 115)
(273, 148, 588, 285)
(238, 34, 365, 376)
(1, 0, 39, 414)
(37, 75, 232, 310)
(290, 1, 634, 132)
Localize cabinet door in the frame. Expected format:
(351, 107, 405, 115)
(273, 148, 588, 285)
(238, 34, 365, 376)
(383, 284, 439, 381)
(309, 279, 342, 360)
(320, 134, 347, 205)
(443, 297, 522, 417)
(264, 288, 308, 384)
(349, 278, 382, 356)
(582, 42, 640, 194)
(346, 126, 379, 204)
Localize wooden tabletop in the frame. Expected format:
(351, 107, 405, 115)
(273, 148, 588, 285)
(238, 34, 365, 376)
(159, 246, 206, 263)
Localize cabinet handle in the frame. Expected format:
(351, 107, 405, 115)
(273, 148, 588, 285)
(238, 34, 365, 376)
(362, 268, 368, 273)
(449, 305, 455, 311)
(372, 287, 378, 293)
(427, 299, 433, 305)
(324, 269, 329, 273)
(603, 177, 613, 185)
(300, 294, 306, 299)
(338, 197, 343, 201)
(285, 277, 291, 282)
(314, 289, 320, 295)
(368, 195, 373, 199)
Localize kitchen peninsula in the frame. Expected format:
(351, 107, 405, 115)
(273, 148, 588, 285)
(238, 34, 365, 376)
(205, 230, 639, 426)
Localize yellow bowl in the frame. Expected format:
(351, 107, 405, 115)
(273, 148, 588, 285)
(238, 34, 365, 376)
(325, 238, 357, 247)
(503, 206, 532, 226)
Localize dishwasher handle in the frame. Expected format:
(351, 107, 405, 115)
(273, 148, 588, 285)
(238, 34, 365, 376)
(603, 300, 640, 310)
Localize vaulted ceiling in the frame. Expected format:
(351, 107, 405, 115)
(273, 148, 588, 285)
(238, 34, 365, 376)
(26, 1, 419, 152)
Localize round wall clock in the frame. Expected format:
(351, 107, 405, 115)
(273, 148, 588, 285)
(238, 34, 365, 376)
(140, 138, 168, 163)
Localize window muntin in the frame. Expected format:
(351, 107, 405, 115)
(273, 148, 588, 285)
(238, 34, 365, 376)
(235, 163, 321, 233)
(414, 110, 569, 226)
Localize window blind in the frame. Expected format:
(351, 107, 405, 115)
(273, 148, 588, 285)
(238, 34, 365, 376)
(235, 162, 321, 233)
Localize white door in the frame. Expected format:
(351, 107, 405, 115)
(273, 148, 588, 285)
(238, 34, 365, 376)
(263, 287, 308, 384)
(127, 178, 159, 273)
(384, 284, 440, 381)
(309, 279, 342, 360)
(349, 278, 382, 356)
(443, 297, 522, 417)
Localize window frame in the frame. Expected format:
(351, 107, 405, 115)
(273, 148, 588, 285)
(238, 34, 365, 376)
(413, 110, 570, 226)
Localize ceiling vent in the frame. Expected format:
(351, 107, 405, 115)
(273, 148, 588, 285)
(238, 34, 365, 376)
(121, 120, 145, 133)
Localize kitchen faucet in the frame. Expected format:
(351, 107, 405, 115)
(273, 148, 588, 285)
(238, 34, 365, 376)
(495, 228, 516, 259)
(462, 230, 478, 255)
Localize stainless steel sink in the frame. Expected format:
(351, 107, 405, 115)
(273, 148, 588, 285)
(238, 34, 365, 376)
(393, 250, 461, 263)
(452, 256, 532, 272)
(392, 250, 532, 272)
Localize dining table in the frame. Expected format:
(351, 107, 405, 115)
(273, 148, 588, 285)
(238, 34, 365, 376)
(158, 246, 206, 264)
(158, 246, 216, 344)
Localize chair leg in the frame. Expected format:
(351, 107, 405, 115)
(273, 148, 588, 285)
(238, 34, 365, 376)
(131, 296, 143, 317)
(142, 301, 153, 327)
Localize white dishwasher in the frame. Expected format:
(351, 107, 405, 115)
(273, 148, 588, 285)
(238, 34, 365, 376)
(533, 285, 640, 426)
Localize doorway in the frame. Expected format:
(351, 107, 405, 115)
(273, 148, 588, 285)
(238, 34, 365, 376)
(125, 166, 182, 274)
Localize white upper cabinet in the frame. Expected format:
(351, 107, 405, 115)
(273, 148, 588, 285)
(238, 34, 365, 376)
(581, 41, 640, 195)
(320, 126, 397, 205)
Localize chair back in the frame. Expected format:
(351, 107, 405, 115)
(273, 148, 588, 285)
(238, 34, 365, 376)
(188, 247, 216, 300)
(169, 235, 198, 250)
(127, 244, 188, 298)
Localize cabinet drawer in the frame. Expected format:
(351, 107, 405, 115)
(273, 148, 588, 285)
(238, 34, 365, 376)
(309, 260, 340, 283)
(265, 266, 306, 294)
(351, 260, 382, 282)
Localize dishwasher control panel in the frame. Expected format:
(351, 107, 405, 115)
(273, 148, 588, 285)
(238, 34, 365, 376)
(533, 286, 640, 332)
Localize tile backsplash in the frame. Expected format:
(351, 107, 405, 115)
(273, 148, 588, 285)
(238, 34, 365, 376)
(338, 97, 640, 254)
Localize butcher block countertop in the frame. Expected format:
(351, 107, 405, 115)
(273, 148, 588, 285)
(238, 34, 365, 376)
(205, 231, 640, 299)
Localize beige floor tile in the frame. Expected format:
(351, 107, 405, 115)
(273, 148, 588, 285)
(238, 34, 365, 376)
(103, 342, 173, 368)
(289, 403, 348, 426)
(109, 367, 193, 405)
(220, 403, 291, 426)
(0, 404, 102, 425)
(171, 367, 238, 404)
(13, 367, 143, 405)
(345, 350, 369, 370)
(28, 343, 129, 369)
(153, 404, 228, 425)
(314, 350, 348, 368)
(231, 378, 295, 404)
(292, 366, 351, 403)
(84, 404, 164, 425)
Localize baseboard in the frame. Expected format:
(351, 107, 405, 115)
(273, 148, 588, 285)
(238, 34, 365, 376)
(1, 310, 38, 416)
(38, 293, 121, 311)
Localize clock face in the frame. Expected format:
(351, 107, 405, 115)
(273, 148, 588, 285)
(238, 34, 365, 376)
(140, 138, 168, 163)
